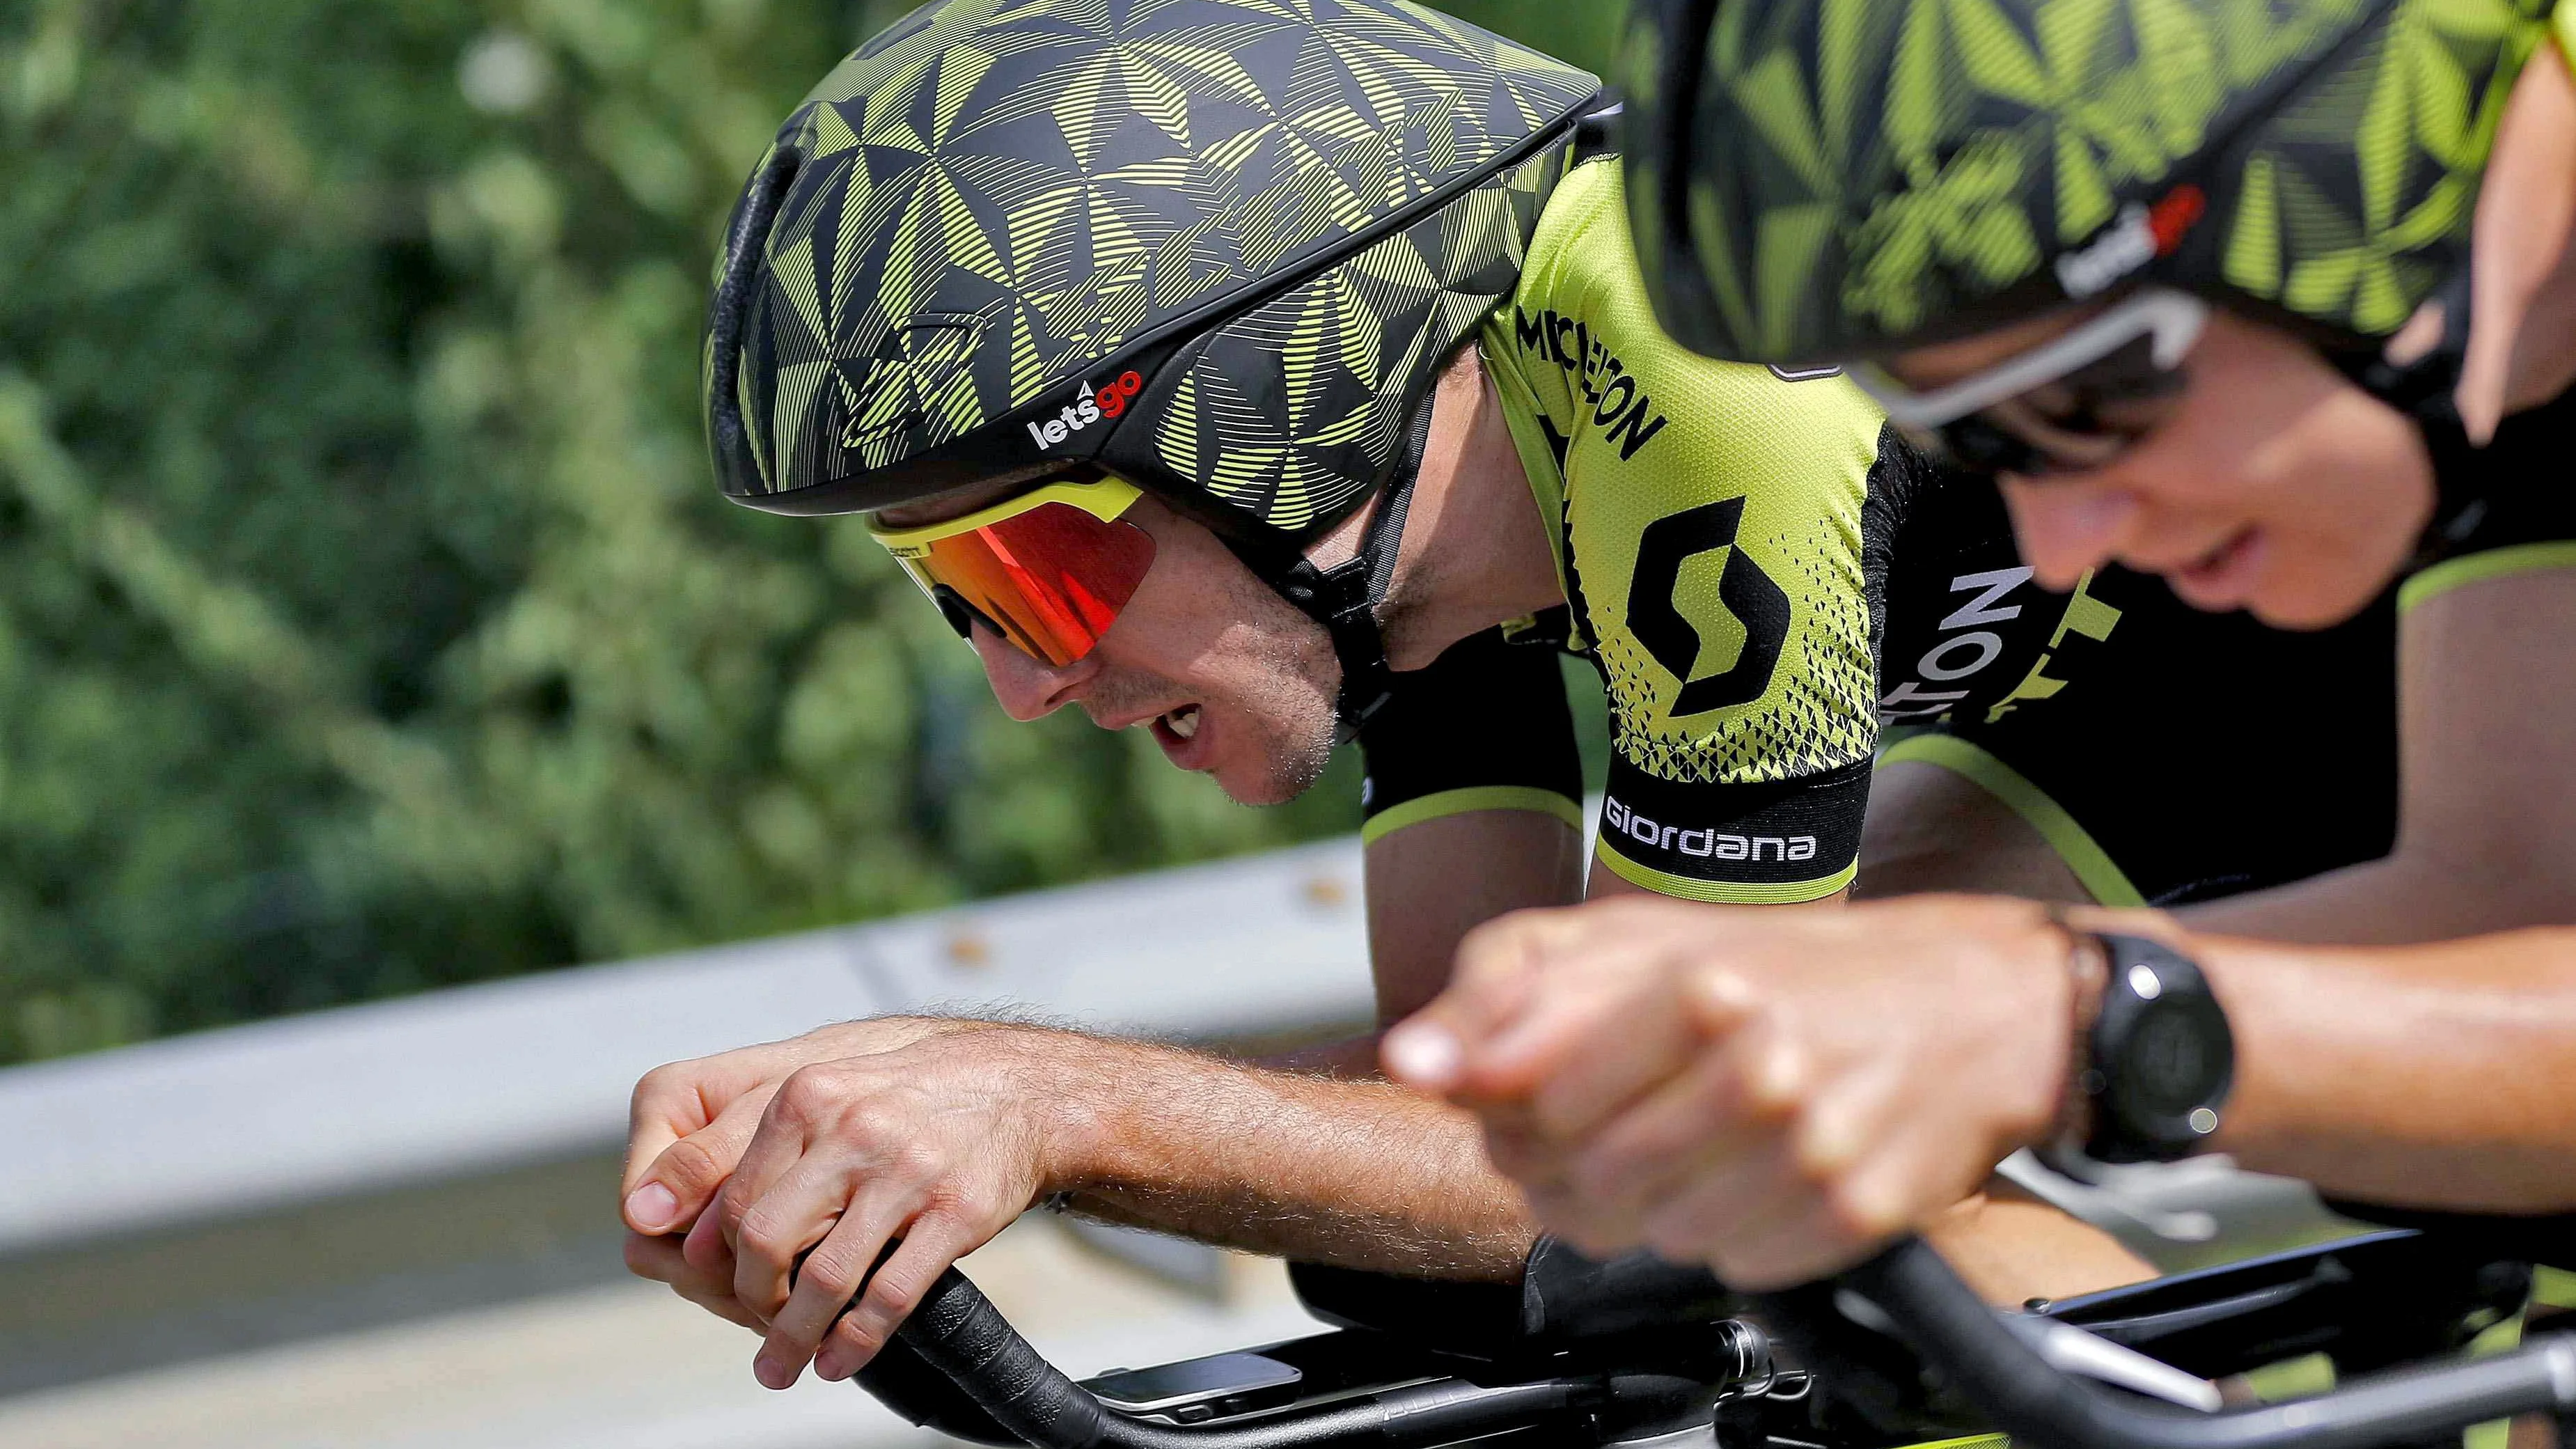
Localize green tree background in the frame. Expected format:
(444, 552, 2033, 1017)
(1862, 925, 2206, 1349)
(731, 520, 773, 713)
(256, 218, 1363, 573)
(0, 0, 1627, 1064)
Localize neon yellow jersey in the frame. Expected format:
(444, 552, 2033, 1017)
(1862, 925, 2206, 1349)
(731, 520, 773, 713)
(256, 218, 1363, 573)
(1403, 155, 2551, 912)
(1477, 158, 1897, 902)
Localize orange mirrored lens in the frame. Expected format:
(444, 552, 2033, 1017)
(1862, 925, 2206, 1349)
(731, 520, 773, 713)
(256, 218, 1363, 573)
(897, 501, 1155, 666)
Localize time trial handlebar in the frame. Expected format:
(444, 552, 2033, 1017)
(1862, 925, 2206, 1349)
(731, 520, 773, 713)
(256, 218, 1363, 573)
(886, 1264, 1706, 1449)
(874, 1229, 2566, 1449)
(1832, 1238, 2576, 1449)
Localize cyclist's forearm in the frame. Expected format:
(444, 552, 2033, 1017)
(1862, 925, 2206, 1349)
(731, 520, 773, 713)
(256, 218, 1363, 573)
(1255, 1031, 1390, 1079)
(2180, 849, 2566, 944)
(1047, 1033, 1536, 1278)
(1367, 810, 1587, 1022)
(2192, 568, 2576, 946)
(2203, 927, 2576, 1211)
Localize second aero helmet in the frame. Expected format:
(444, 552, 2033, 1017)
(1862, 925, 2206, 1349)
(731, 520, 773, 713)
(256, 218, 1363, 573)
(1619, 0, 2557, 453)
(705, 0, 1601, 726)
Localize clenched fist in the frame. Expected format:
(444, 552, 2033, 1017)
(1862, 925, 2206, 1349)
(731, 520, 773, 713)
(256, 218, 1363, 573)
(1385, 894, 2100, 1287)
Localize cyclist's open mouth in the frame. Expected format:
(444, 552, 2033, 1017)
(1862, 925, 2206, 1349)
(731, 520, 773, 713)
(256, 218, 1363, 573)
(2171, 525, 2265, 609)
(1150, 704, 1209, 767)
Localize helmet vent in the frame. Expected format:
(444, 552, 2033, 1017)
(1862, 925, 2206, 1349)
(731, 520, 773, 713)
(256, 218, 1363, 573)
(840, 314, 983, 454)
(707, 141, 803, 496)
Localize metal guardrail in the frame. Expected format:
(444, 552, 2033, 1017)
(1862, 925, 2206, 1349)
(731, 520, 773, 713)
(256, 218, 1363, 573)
(1, 838, 1373, 1256)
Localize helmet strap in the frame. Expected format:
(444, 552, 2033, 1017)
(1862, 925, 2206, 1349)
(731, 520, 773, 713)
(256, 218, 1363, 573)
(2341, 265, 2494, 558)
(1245, 392, 1436, 746)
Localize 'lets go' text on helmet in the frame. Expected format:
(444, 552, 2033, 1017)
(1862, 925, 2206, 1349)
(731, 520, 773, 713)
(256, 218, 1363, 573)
(705, 0, 1602, 554)
(1619, 0, 2557, 368)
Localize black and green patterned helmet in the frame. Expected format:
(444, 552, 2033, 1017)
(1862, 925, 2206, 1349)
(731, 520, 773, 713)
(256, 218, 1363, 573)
(1621, 0, 2557, 366)
(706, 0, 1601, 541)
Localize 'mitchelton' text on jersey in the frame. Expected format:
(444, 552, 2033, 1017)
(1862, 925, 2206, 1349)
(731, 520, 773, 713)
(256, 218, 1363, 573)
(1511, 305, 1670, 462)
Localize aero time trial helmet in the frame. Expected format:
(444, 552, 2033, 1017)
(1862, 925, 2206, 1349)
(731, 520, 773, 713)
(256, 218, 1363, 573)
(1620, 0, 2554, 406)
(1622, 0, 2557, 364)
(705, 0, 1599, 728)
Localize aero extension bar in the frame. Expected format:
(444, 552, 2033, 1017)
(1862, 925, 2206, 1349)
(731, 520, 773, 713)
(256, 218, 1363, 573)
(887, 1265, 1686, 1449)
(1838, 1239, 2576, 1449)
(875, 1230, 2563, 1449)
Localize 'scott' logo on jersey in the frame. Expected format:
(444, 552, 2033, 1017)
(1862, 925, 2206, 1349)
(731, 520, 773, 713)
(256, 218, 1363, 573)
(1604, 796, 1817, 863)
(1626, 496, 1791, 714)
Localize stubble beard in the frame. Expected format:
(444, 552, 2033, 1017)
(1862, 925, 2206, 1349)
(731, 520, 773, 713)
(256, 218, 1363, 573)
(1241, 696, 1337, 806)
(1082, 630, 1340, 807)
(1215, 622, 1340, 806)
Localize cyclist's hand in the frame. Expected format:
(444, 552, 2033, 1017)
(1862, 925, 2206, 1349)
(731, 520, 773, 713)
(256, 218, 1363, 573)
(620, 1016, 983, 1326)
(702, 1026, 1092, 1389)
(1387, 894, 2084, 1289)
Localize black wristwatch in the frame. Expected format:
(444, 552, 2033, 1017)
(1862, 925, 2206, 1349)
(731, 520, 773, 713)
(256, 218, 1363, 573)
(2075, 933, 2236, 1164)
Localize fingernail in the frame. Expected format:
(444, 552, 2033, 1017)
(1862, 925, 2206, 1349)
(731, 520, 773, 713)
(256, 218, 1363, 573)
(754, 1351, 794, 1390)
(625, 1182, 680, 1232)
(815, 1346, 850, 1381)
(1383, 1025, 1462, 1087)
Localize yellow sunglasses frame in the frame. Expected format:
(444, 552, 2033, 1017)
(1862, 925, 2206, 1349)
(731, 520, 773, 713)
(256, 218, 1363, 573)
(867, 475, 1146, 558)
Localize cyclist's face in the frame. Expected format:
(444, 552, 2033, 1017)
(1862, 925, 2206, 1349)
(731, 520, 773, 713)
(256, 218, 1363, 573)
(1891, 308, 2432, 627)
(886, 485, 1341, 806)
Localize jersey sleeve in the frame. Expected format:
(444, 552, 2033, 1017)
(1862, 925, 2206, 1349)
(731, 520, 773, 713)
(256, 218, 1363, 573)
(2399, 382, 2576, 613)
(1355, 622, 1584, 845)
(1481, 159, 1888, 904)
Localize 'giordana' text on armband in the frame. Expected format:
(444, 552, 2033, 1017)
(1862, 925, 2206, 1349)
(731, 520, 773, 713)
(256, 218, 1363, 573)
(1602, 794, 1818, 863)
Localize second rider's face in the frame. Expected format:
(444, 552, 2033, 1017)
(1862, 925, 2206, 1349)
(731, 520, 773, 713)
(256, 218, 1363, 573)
(927, 492, 1343, 806)
(1892, 308, 2434, 627)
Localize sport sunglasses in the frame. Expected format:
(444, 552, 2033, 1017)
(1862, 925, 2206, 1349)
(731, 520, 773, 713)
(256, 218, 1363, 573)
(870, 473, 1156, 667)
(1851, 289, 2210, 478)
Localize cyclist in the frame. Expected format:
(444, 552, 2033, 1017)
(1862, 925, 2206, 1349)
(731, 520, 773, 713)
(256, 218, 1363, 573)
(1673, 0, 2576, 932)
(1385, 0, 2576, 1287)
(625, 0, 2435, 1393)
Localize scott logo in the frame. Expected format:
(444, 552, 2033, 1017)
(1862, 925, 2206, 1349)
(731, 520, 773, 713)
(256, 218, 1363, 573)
(1027, 371, 1144, 450)
(1603, 796, 1818, 863)
(2054, 185, 2206, 299)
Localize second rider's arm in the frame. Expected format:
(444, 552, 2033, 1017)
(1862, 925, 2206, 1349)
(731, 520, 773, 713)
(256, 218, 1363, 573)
(1386, 894, 2576, 1292)
(2181, 561, 2576, 942)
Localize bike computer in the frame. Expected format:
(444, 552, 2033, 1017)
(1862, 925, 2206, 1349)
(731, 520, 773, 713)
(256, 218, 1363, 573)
(1083, 1352, 1303, 1415)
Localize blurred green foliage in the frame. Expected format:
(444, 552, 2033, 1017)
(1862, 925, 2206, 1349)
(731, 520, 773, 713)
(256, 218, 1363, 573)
(0, 0, 1624, 1063)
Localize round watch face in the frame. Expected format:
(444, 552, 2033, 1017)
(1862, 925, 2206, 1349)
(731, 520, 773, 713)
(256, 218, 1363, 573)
(2090, 935, 2236, 1161)
(2128, 999, 2221, 1115)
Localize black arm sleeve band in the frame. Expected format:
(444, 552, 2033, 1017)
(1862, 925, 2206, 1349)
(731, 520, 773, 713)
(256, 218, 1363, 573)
(1597, 757, 1871, 895)
(2420, 377, 2576, 562)
(1356, 624, 1582, 824)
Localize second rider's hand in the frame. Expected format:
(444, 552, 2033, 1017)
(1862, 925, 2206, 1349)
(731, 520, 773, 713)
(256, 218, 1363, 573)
(1384, 894, 2090, 1289)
